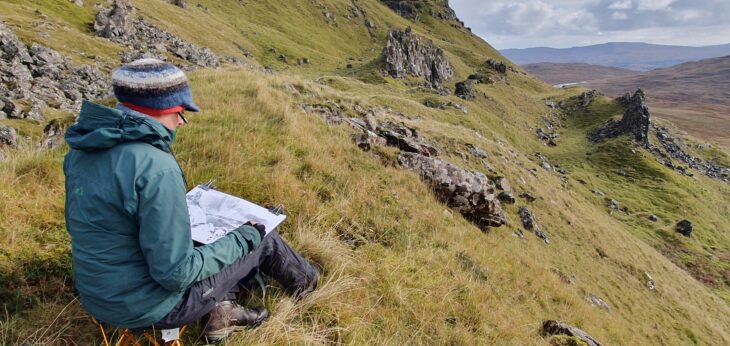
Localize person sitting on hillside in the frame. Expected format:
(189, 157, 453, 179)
(63, 58, 318, 341)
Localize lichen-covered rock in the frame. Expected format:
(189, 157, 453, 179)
(1, 23, 110, 113)
(398, 152, 507, 229)
(93, 0, 137, 39)
(0, 124, 18, 149)
(541, 320, 603, 346)
(383, 27, 453, 86)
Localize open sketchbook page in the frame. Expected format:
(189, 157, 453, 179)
(186, 186, 286, 244)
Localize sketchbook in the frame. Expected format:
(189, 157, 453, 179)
(186, 185, 286, 244)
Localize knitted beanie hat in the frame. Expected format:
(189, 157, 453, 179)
(111, 58, 200, 112)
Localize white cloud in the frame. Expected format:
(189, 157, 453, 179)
(450, 0, 730, 49)
(673, 9, 705, 22)
(612, 12, 629, 20)
(635, 0, 675, 11)
(608, 0, 633, 10)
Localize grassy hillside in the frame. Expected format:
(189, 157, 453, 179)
(2, 1, 730, 345)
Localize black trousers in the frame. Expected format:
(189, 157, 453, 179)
(152, 231, 317, 329)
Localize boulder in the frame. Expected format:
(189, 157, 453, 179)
(1, 97, 21, 118)
(383, 27, 454, 86)
(93, 0, 137, 39)
(518, 206, 550, 244)
(399, 152, 507, 229)
(0, 124, 18, 149)
(466, 143, 487, 159)
(676, 219, 693, 237)
(454, 79, 475, 100)
(648, 214, 658, 222)
(497, 191, 515, 204)
(519, 192, 536, 202)
(541, 320, 604, 346)
(39, 116, 74, 149)
(494, 177, 511, 192)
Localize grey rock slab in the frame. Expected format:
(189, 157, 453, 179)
(541, 320, 603, 346)
(399, 152, 507, 230)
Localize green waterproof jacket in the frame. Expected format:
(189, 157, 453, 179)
(64, 100, 261, 328)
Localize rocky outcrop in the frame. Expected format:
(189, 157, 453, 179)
(383, 27, 454, 86)
(0, 124, 18, 149)
(485, 59, 507, 74)
(651, 126, 729, 182)
(398, 152, 507, 229)
(588, 89, 650, 147)
(1, 22, 110, 116)
(94, 0, 220, 67)
(541, 320, 604, 346)
(377, 121, 439, 157)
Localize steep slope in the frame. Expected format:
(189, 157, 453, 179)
(1, 1, 730, 345)
(501, 42, 730, 71)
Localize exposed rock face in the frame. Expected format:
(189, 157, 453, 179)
(619, 89, 651, 146)
(1, 22, 110, 115)
(383, 27, 454, 86)
(398, 152, 507, 229)
(0, 124, 18, 149)
(588, 89, 650, 147)
(541, 320, 604, 346)
(518, 206, 550, 244)
(377, 121, 439, 157)
(94, 0, 220, 67)
(676, 219, 693, 237)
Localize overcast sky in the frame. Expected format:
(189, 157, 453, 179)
(450, 0, 730, 49)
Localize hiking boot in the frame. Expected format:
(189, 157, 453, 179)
(203, 300, 269, 342)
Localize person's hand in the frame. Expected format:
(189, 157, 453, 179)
(244, 221, 266, 240)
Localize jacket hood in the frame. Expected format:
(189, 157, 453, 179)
(65, 100, 174, 152)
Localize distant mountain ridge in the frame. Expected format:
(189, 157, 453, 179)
(501, 42, 730, 71)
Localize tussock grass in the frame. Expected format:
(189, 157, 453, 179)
(2, 1, 730, 345)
